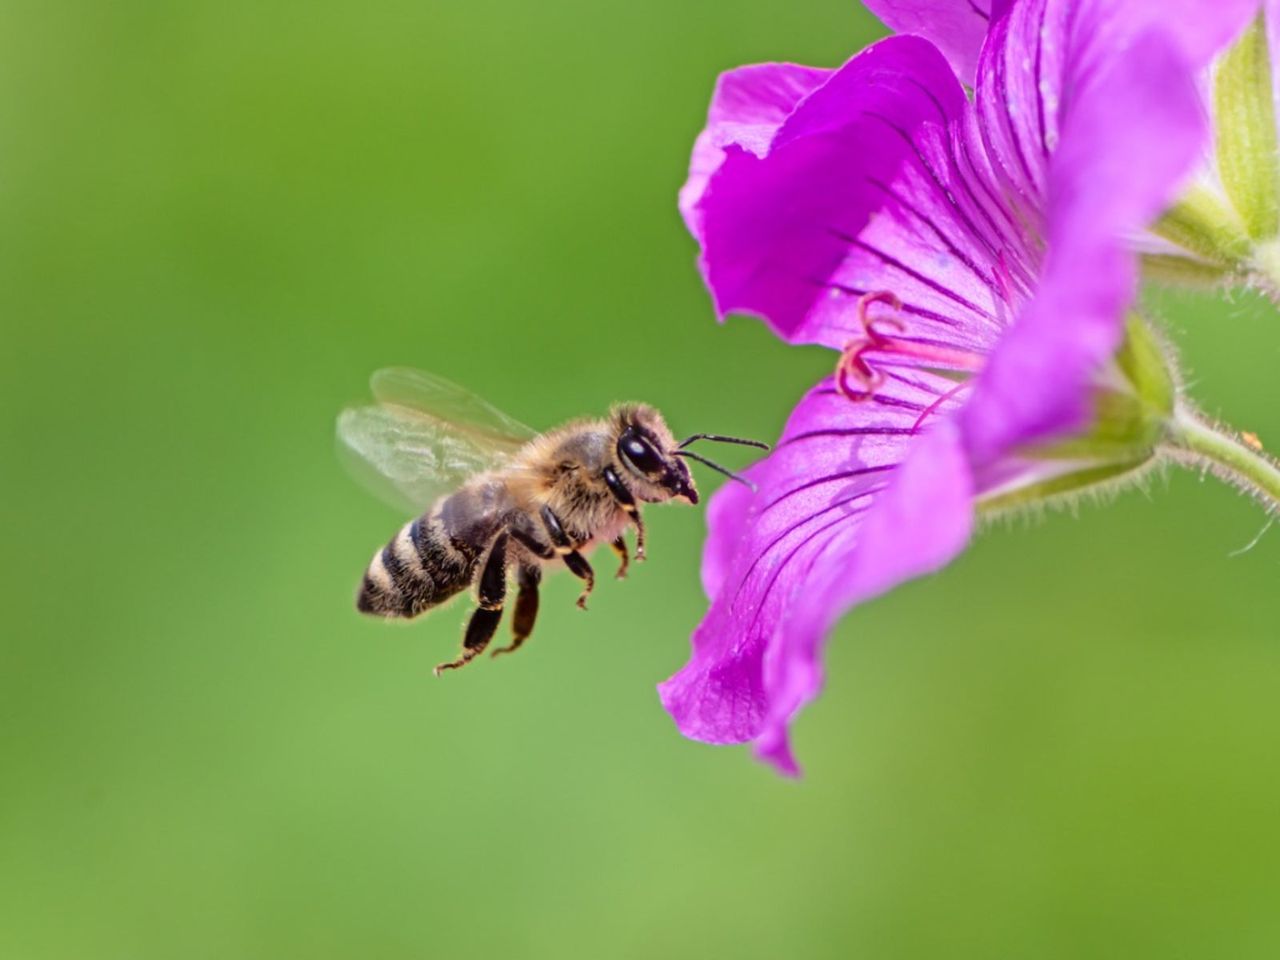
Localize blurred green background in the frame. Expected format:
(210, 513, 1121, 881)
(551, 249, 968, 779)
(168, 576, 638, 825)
(3, 1, 1279, 957)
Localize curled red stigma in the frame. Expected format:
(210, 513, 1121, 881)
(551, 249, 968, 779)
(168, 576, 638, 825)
(834, 290, 986, 405)
(835, 291, 905, 401)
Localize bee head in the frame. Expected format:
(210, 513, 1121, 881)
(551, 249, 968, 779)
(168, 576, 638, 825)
(613, 405, 699, 505)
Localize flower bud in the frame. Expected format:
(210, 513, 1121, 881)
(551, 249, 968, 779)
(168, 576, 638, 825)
(1149, 14, 1280, 295)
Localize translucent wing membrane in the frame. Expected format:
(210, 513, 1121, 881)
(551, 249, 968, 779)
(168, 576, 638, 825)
(369, 369, 538, 447)
(337, 369, 537, 513)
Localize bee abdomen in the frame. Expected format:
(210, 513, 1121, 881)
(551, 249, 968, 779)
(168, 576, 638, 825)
(356, 515, 473, 618)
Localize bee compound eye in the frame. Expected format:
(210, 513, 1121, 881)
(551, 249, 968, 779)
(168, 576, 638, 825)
(620, 432, 663, 475)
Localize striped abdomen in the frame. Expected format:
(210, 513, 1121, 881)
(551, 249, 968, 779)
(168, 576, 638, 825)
(356, 512, 478, 618)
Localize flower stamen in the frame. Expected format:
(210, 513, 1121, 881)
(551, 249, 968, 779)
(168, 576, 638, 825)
(835, 291, 986, 401)
(911, 379, 973, 433)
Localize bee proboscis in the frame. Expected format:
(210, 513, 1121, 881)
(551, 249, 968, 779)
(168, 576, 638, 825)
(338, 369, 766, 674)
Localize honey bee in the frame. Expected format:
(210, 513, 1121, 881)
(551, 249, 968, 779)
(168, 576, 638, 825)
(338, 369, 765, 675)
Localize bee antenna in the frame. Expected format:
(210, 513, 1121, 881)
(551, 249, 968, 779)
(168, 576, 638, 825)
(674, 450, 757, 492)
(677, 433, 770, 451)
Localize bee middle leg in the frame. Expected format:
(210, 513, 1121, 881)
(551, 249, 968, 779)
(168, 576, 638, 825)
(434, 534, 508, 675)
(491, 564, 540, 658)
(539, 505, 595, 610)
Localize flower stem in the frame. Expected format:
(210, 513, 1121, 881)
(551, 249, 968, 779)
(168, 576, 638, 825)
(1249, 237, 1280, 300)
(1165, 407, 1280, 511)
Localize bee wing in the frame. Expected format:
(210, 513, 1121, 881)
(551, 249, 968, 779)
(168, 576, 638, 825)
(337, 368, 538, 514)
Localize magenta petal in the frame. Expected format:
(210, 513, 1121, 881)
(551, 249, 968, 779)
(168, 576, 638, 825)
(861, 0, 993, 85)
(753, 419, 974, 773)
(971, 0, 1066, 210)
(695, 37, 986, 345)
(1103, 0, 1258, 69)
(974, 0, 1257, 220)
(698, 476, 754, 600)
(679, 63, 832, 243)
(962, 29, 1206, 460)
(658, 370, 971, 772)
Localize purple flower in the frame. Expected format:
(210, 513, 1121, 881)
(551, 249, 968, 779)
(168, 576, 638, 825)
(662, 0, 1257, 775)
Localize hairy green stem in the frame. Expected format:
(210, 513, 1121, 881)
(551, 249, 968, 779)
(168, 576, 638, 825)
(1249, 238, 1280, 300)
(1165, 408, 1280, 511)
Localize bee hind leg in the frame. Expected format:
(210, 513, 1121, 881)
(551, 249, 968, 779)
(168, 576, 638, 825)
(492, 564, 540, 658)
(435, 534, 508, 676)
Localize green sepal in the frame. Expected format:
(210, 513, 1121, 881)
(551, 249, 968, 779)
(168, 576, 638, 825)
(1151, 184, 1252, 267)
(1114, 313, 1175, 417)
(977, 458, 1150, 516)
(1139, 253, 1233, 290)
(1024, 315, 1173, 462)
(975, 316, 1175, 515)
(1022, 392, 1160, 461)
(1215, 15, 1280, 241)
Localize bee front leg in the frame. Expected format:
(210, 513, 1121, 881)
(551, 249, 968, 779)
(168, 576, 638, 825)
(539, 505, 595, 610)
(491, 564, 540, 658)
(435, 534, 508, 675)
(603, 466, 646, 561)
